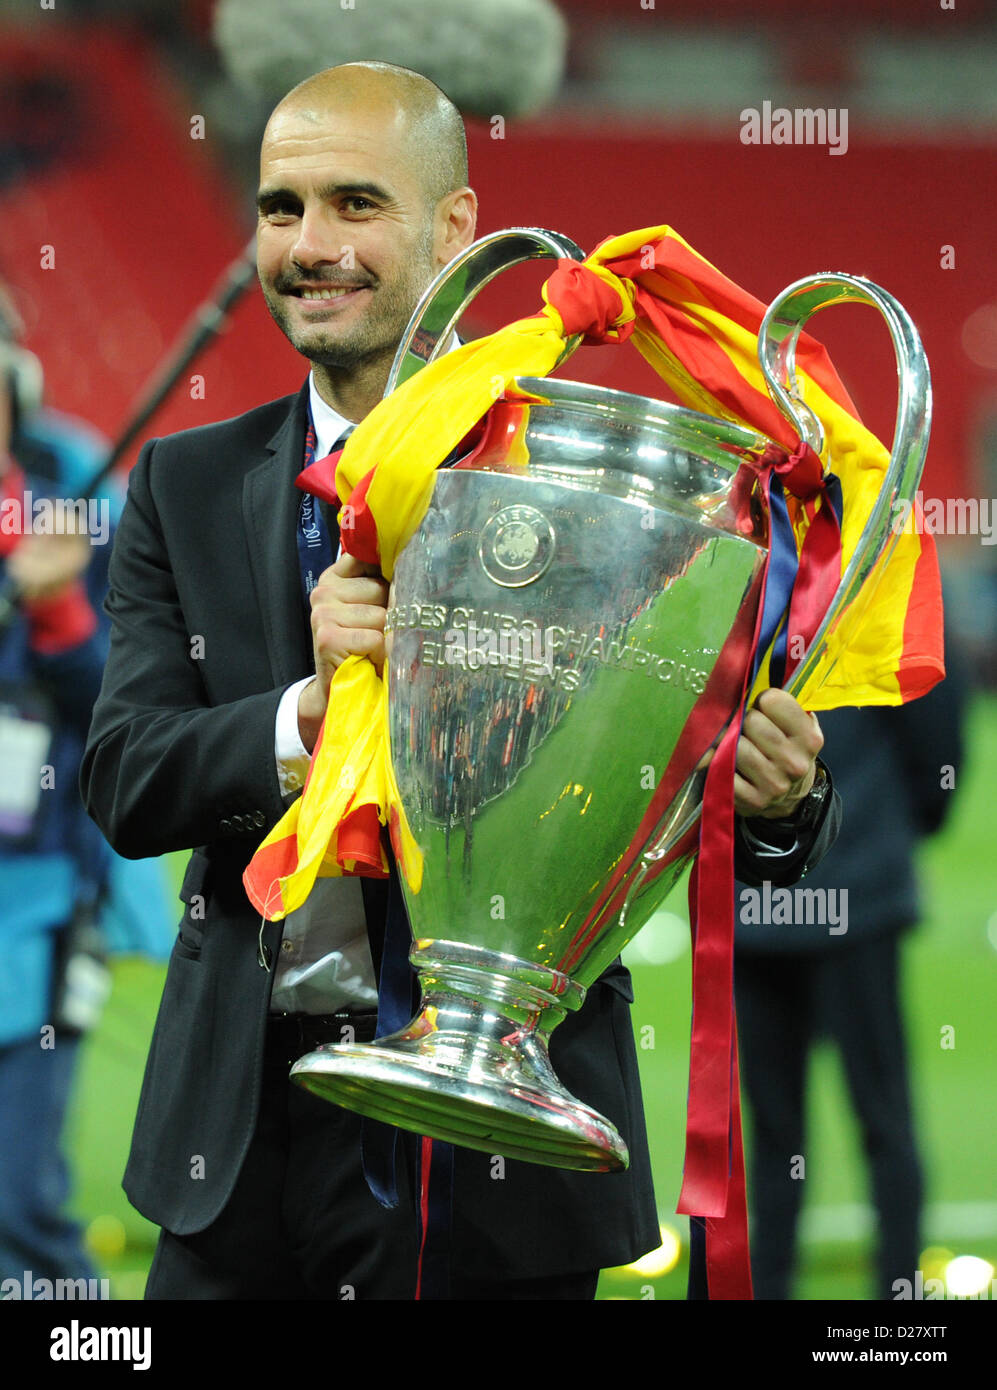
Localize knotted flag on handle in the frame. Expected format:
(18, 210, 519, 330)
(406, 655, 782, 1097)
(243, 224, 944, 1296)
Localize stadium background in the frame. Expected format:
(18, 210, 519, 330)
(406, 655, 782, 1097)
(1, 0, 994, 1300)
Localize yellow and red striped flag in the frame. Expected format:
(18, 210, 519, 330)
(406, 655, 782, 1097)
(243, 224, 943, 918)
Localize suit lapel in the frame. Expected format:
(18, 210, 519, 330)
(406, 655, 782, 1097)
(243, 383, 312, 689)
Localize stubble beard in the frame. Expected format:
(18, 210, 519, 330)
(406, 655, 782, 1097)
(264, 234, 438, 374)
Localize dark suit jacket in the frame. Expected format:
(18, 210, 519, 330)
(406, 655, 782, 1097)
(81, 383, 837, 1279)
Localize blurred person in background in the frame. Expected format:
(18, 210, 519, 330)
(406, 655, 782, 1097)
(0, 284, 171, 1296)
(734, 665, 966, 1301)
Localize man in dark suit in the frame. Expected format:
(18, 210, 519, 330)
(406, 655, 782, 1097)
(82, 61, 838, 1300)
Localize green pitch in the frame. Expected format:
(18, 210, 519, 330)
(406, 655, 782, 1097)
(67, 693, 997, 1301)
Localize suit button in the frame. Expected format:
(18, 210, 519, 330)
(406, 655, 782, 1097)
(220, 818, 231, 833)
(231, 814, 244, 831)
(254, 811, 266, 828)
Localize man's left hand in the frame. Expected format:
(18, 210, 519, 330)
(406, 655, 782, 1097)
(729, 687, 823, 820)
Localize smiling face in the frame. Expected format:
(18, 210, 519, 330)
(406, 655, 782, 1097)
(256, 71, 474, 408)
(257, 111, 435, 370)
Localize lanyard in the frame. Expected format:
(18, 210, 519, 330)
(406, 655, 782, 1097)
(296, 413, 339, 615)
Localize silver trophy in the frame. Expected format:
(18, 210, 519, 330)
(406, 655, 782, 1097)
(291, 229, 930, 1171)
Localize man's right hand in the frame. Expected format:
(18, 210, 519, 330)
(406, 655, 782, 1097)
(297, 551, 389, 753)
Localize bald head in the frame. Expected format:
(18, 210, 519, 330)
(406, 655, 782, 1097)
(267, 61, 468, 211)
(255, 59, 477, 415)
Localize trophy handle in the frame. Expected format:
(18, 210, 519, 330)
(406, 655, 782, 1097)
(758, 272, 932, 698)
(385, 227, 586, 394)
(619, 274, 932, 931)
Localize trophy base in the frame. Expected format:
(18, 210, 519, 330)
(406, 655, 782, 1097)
(289, 940, 630, 1172)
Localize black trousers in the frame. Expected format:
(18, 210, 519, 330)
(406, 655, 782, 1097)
(144, 1021, 599, 1301)
(734, 931, 922, 1301)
